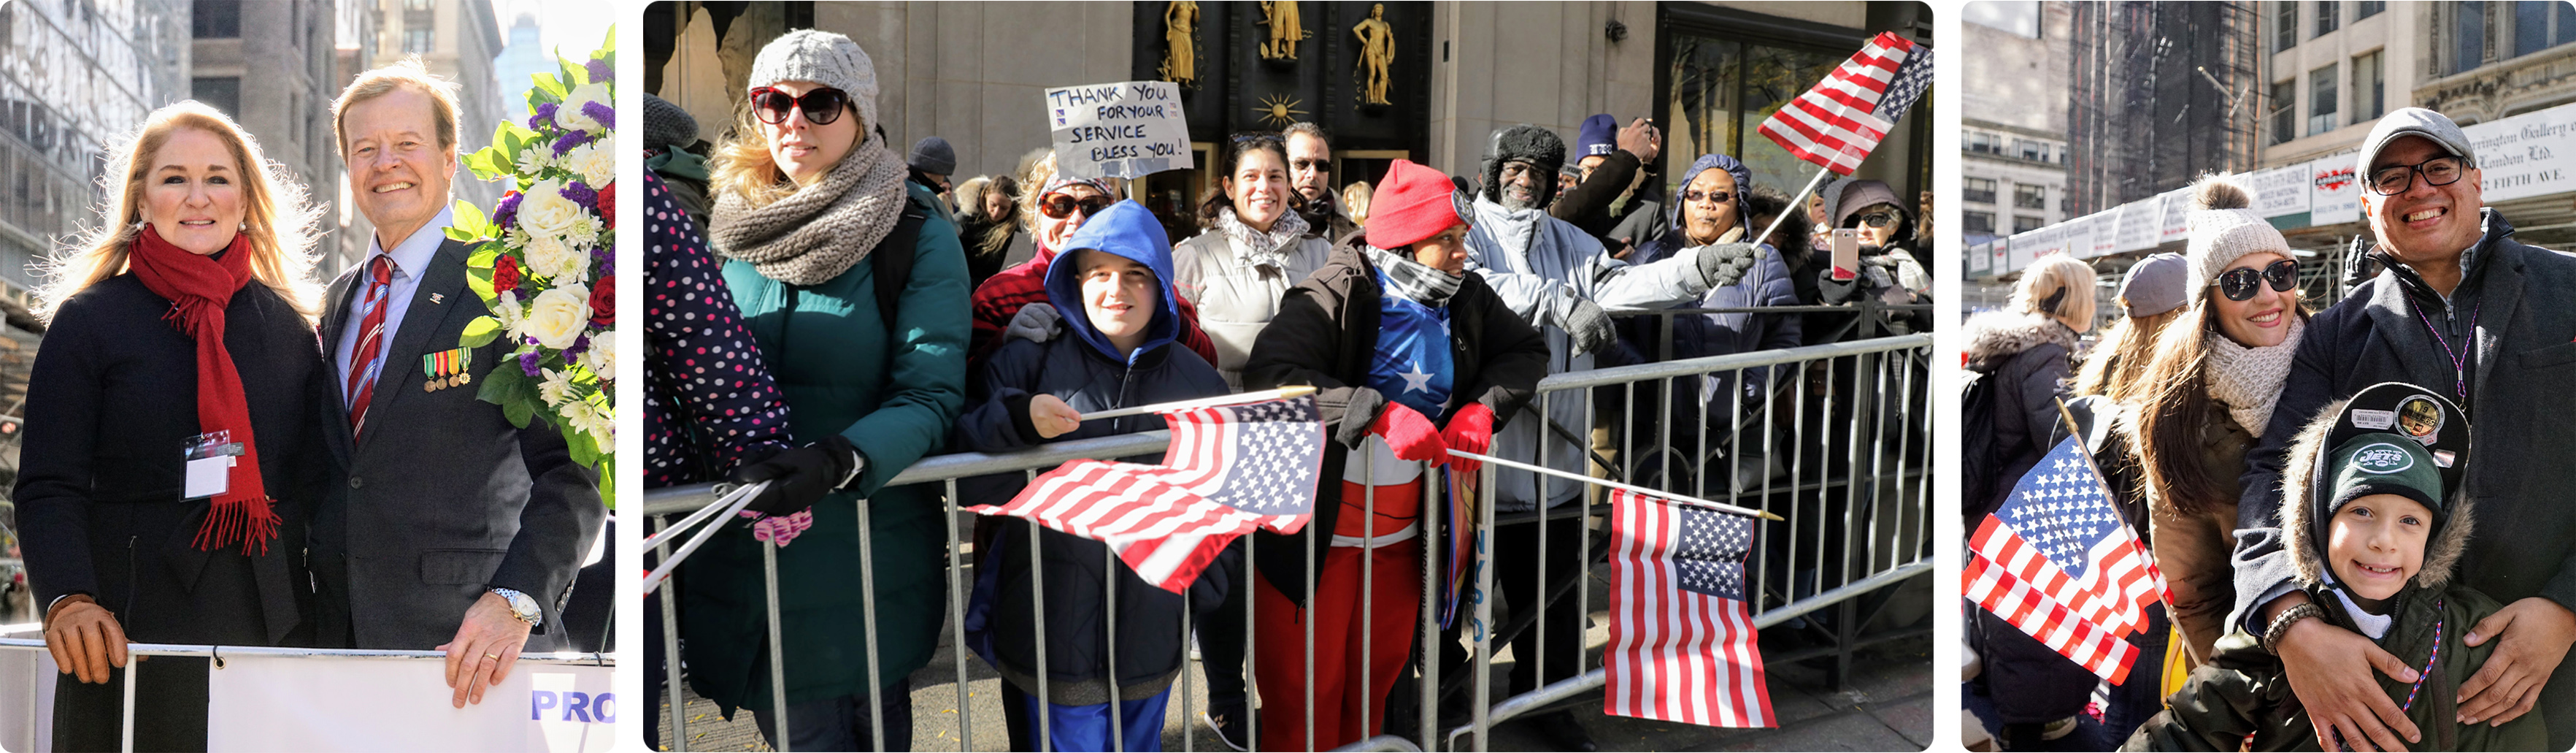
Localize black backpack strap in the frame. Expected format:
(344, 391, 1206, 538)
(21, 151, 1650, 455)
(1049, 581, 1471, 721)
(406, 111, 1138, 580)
(871, 199, 928, 339)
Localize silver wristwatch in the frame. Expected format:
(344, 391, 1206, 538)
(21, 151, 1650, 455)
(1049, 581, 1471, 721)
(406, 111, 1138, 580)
(491, 587, 543, 628)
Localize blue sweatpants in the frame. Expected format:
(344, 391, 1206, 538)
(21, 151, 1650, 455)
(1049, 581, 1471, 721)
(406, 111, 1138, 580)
(1012, 683, 1173, 752)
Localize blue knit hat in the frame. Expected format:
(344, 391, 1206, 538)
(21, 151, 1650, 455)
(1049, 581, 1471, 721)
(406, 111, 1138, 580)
(1576, 114, 1619, 158)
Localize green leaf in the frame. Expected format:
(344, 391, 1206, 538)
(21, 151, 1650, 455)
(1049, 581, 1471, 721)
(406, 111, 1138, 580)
(444, 226, 477, 242)
(461, 316, 503, 348)
(597, 25, 617, 56)
(466, 264, 496, 303)
(503, 400, 535, 429)
(534, 72, 567, 100)
(564, 421, 599, 467)
(452, 199, 492, 239)
(597, 462, 615, 511)
(559, 56, 587, 88)
(467, 243, 499, 269)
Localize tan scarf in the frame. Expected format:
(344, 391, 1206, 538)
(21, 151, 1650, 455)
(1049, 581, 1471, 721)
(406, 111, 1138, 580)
(710, 136, 908, 285)
(2204, 316, 2305, 436)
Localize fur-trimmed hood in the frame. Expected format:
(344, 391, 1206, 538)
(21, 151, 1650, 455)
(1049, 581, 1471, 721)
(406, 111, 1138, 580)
(2277, 398, 2475, 593)
(1964, 310, 2078, 367)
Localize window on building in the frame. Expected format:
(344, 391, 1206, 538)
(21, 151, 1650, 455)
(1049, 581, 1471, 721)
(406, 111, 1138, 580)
(2309, 64, 2339, 134)
(2358, 1, 2384, 20)
(405, 28, 434, 54)
(2271, 80, 2297, 144)
(192, 0, 239, 38)
(1661, 28, 1870, 194)
(2015, 215, 2046, 234)
(2278, 1, 2299, 52)
(401, 0, 433, 10)
(2014, 183, 2047, 210)
(1967, 131, 2002, 155)
(2563, 1, 2576, 46)
(2457, 1, 2488, 74)
(2317, 1, 2340, 36)
(1964, 177, 1998, 205)
(193, 77, 240, 118)
(1964, 211, 1997, 234)
(2353, 50, 2385, 121)
(2016, 139, 2049, 162)
(2512, 1, 2576, 56)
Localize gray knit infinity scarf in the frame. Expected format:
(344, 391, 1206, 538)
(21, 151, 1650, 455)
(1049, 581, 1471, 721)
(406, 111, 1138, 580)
(710, 137, 908, 285)
(1218, 206, 1309, 272)
(2204, 315, 2304, 437)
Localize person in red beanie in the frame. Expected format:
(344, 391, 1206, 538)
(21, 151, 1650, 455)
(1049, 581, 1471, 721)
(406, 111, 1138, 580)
(1239, 159, 1549, 752)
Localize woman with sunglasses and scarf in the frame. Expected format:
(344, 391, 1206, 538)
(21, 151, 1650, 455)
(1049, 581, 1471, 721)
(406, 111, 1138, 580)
(691, 30, 970, 751)
(2126, 175, 2310, 674)
(966, 151, 1219, 370)
(18, 101, 334, 752)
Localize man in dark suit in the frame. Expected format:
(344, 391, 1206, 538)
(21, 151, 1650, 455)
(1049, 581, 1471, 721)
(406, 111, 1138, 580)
(319, 59, 603, 708)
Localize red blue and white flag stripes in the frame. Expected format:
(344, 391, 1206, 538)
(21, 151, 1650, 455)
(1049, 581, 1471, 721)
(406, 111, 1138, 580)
(1605, 488, 1775, 727)
(964, 396, 1323, 594)
(1756, 31, 1935, 175)
(1962, 435, 2164, 682)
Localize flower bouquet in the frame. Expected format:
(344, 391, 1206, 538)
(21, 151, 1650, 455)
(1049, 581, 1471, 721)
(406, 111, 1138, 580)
(445, 28, 618, 506)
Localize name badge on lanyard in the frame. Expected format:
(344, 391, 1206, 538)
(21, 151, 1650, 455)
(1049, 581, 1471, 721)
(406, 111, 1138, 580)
(183, 430, 244, 500)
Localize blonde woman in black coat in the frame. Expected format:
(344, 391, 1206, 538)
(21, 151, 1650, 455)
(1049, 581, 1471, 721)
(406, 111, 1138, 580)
(18, 102, 334, 752)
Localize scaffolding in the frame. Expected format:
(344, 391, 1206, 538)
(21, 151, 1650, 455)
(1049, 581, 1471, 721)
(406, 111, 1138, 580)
(2065, 1, 2261, 216)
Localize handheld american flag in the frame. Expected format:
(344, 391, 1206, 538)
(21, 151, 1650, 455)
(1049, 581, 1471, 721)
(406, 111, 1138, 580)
(1756, 31, 1934, 175)
(1605, 488, 1775, 727)
(1963, 435, 2164, 681)
(965, 397, 1325, 594)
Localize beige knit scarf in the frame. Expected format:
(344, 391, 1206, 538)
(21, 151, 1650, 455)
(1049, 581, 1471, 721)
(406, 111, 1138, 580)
(2204, 315, 2305, 436)
(710, 137, 908, 285)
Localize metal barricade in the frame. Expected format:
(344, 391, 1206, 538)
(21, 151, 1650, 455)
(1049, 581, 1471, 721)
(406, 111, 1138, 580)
(0, 639, 613, 752)
(646, 333, 1932, 752)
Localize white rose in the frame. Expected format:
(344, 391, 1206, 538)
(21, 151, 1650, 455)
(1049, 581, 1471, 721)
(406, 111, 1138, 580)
(517, 179, 587, 242)
(519, 284, 591, 350)
(555, 83, 611, 133)
(569, 139, 617, 189)
(583, 332, 616, 381)
(524, 234, 586, 284)
(537, 367, 575, 407)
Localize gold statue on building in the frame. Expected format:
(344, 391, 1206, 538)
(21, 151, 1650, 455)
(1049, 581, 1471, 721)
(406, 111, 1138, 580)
(1258, 1, 1310, 61)
(1161, 1, 1199, 86)
(1353, 4, 1395, 105)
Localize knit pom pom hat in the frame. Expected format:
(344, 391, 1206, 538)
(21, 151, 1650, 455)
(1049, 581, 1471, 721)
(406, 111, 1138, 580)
(748, 29, 880, 131)
(2183, 174, 2291, 293)
(1367, 159, 1467, 250)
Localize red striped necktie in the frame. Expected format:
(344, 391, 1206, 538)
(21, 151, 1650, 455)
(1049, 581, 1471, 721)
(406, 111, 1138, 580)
(345, 255, 395, 440)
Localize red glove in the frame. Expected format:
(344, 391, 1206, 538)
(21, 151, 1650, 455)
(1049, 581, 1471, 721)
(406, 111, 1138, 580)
(1440, 403, 1496, 475)
(1369, 402, 1447, 463)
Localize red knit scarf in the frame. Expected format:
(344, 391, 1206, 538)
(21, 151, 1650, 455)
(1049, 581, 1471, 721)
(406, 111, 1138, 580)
(128, 226, 277, 555)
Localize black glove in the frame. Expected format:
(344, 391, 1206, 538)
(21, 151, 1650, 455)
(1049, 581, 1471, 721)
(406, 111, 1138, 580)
(726, 435, 861, 516)
(1562, 297, 1618, 357)
(1695, 242, 1764, 288)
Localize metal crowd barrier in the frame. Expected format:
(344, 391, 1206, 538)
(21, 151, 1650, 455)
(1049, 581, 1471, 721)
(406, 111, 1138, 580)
(646, 332, 1933, 752)
(0, 638, 614, 752)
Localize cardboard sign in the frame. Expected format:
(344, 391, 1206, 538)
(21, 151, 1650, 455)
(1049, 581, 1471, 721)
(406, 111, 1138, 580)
(1045, 81, 1195, 180)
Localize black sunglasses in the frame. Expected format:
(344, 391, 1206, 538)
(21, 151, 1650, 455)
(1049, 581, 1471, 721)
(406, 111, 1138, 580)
(1856, 211, 1899, 229)
(1681, 189, 1734, 205)
(749, 87, 852, 126)
(2214, 259, 2299, 301)
(1037, 193, 1115, 220)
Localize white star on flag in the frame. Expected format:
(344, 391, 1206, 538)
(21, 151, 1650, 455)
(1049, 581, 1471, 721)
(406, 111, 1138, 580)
(1399, 361, 1434, 393)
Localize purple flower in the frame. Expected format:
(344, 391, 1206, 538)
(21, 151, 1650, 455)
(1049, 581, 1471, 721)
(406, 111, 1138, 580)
(580, 101, 615, 131)
(520, 349, 542, 377)
(585, 58, 612, 87)
(530, 102, 558, 131)
(493, 191, 524, 230)
(559, 181, 599, 212)
(566, 334, 591, 359)
(553, 130, 588, 157)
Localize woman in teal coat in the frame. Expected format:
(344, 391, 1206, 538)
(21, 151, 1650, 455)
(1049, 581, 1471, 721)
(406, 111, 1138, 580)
(683, 29, 969, 752)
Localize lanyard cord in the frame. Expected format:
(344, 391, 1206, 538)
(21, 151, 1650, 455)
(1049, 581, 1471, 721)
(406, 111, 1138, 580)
(2407, 295, 2481, 401)
(2401, 599, 2446, 711)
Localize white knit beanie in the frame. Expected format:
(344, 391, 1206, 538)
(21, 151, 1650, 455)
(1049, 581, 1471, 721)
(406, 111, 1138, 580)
(748, 29, 880, 131)
(2183, 175, 2290, 293)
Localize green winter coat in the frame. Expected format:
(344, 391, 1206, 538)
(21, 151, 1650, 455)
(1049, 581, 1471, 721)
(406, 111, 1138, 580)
(683, 182, 971, 714)
(2123, 399, 2547, 751)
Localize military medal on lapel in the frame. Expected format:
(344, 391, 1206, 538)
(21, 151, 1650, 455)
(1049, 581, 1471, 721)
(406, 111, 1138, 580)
(424, 347, 474, 391)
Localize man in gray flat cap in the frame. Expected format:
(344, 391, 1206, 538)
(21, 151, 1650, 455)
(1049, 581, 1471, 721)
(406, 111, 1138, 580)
(2231, 106, 2576, 752)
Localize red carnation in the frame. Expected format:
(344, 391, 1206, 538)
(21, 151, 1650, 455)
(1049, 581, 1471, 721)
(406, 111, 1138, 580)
(493, 254, 523, 293)
(599, 182, 617, 230)
(589, 274, 615, 327)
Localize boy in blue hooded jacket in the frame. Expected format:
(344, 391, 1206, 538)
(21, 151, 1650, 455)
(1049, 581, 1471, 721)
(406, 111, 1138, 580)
(957, 200, 1236, 752)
